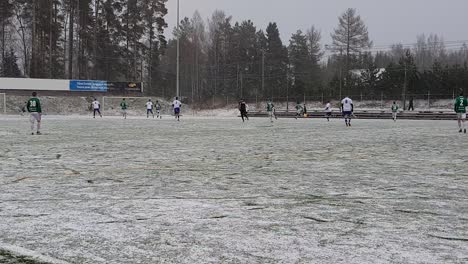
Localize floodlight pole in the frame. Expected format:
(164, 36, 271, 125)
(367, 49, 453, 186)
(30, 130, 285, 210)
(176, 0, 180, 98)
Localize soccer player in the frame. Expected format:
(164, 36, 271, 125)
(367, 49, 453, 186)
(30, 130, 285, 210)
(92, 98, 102, 118)
(266, 99, 275, 123)
(146, 99, 154, 118)
(172, 97, 182, 121)
(19, 101, 27, 116)
(341, 96, 354, 127)
(454, 91, 468, 133)
(391, 101, 399, 122)
(295, 102, 303, 119)
(408, 97, 414, 111)
(27, 92, 42, 135)
(155, 100, 162, 119)
(238, 99, 249, 122)
(325, 101, 332, 121)
(120, 98, 128, 119)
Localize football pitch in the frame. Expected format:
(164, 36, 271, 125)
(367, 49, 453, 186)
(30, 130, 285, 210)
(1, 115, 467, 264)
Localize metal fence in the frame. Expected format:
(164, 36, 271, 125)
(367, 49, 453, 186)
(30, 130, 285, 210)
(216, 92, 456, 111)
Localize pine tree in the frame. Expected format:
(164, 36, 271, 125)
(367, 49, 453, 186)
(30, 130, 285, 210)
(30, 0, 64, 78)
(143, 0, 168, 95)
(289, 30, 310, 97)
(265, 22, 288, 99)
(1, 48, 23, 77)
(306, 26, 324, 94)
(237, 20, 259, 99)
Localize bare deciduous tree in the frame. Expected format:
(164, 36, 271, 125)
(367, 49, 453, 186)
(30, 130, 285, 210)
(331, 8, 372, 74)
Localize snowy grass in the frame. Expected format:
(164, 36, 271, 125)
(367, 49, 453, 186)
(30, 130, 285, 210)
(1, 115, 468, 263)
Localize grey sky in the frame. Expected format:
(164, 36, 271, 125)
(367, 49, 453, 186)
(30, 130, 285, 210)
(165, 0, 468, 48)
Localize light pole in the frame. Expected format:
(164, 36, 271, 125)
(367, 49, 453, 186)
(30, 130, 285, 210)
(261, 50, 265, 97)
(176, 0, 180, 98)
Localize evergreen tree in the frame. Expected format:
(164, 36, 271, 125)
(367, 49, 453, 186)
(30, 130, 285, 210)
(289, 30, 310, 97)
(1, 48, 23, 77)
(306, 26, 324, 94)
(265, 22, 288, 99)
(143, 0, 168, 95)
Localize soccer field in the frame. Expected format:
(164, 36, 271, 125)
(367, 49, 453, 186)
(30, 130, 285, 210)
(0, 115, 467, 264)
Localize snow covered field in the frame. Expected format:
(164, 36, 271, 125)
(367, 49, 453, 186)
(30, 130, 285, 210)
(1, 115, 467, 264)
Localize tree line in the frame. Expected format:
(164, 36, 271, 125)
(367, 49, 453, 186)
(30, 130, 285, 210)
(0, 0, 168, 89)
(1, 3, 468, 104)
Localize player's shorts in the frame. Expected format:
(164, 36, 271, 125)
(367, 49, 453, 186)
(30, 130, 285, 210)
(30, 112, 41, 122)
(326, 112, 332, 116)
(343, 111, 352, 117)
(121, 109, 127, 114)
(147, 109, 153, 113)
(457, 113, 467, 119)
(93, 109, 101, 113)
(174, 107, 180, 114)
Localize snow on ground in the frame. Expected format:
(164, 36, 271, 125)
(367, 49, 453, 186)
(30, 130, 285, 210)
(0, 115, 467, 264)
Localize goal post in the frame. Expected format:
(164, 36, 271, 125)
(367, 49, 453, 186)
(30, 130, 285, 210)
(0, 93, 6, 114)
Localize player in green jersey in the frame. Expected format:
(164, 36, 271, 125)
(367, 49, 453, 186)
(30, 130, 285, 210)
(155, 100, 162, 119)
(295, 102, 303, 119)
(391, 101, 399, 122)
(454, 91, 468, 133)
(120, 98, 128, 119)
(27, 92, 42, 135)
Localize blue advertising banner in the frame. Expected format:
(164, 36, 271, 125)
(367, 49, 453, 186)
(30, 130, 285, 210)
(70, 80, 107, 92)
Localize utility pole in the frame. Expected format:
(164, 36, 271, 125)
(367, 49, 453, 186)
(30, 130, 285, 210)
(176, 0, 180, 98)
(286, 77, 289, 112)
(236, 64, 239, 96)
(31, 1, 37, 77)
(240, 71, 243, 98)
(402, 61, 407, 110)
(49, 0, 53, 78)
(262, 50, 265, 97)
(68, 0, 74, 79)
(339, 47, 343, 100)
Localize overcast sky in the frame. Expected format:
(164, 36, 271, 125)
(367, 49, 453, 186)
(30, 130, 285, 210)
(165, 0, 467, 48)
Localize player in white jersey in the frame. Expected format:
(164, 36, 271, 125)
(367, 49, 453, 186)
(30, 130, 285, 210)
(172, 97, 182, 121)
(324, 101, 332, 121)
(146, 99, 154, 118)
(341, 97, 354, 127)
(91, 98, 102, 118)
